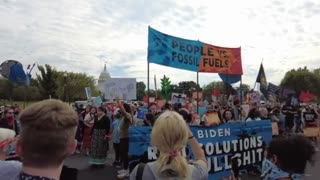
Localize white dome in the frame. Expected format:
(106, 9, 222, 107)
(98, 64, 111, 92)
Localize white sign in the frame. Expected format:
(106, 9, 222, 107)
(171, 93, 187, 105)
(104, 78, 136, 100)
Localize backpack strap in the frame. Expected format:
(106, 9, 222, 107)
(136, 163, 146, 180)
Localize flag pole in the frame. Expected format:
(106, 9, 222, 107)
(196, 71, 199, 114)
(240, 76, 243, 105)
(147, 62, 150, 107)
(154, 74, 157, 100)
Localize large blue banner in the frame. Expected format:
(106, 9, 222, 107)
(129, 121, 272, 179)
(148, 26, 202, 72)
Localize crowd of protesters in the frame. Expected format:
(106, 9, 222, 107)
(0, 97, 319, 180)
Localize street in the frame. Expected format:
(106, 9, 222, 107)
(64, 149, 320, 180)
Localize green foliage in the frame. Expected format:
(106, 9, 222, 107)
(55, 71, 99, 102)
(280, 67, 320, 97)
(177, 81, 199, 97)
(160, 75, 171, 100)
(202, 81, 225, 101)
(136, 81, 146, 100)
(0, 77, 14, 100)
(235, 83, 250, 92)
(0, 64, 100, 102)
(36, 64, 59, 98)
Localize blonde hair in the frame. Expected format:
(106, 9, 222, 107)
(151, 111, 189, 178)
(19, 99, 78, 167)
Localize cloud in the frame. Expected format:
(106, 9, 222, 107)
(0, 0, 319, 91)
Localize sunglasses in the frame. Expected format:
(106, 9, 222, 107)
(7, 112, 14, 114)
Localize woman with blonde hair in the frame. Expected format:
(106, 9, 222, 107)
(130, 111, 208, 180)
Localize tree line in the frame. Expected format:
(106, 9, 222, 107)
(1, 64, 319, 103)
(0, 64, 99, 102)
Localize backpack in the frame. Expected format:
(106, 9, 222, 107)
(136, 163, 146, 180)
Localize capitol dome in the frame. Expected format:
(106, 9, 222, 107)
(97, 64, 111, 92)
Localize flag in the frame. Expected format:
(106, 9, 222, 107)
(224, 83, 238, 95)
(299, 90, 314, 103)
(218, 74, 241, 84)
(211, 88, 221, 102)
(256, 63, 267, 96)
(267, 83, 279, 96)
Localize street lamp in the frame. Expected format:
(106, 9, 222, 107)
(63, 72, 67, 102)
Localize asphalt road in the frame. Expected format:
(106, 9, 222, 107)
(64, 149, 320, 180)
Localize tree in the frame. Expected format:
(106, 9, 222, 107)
(36, 64, 58, 99)
(202, 81, 225, 101)
(55, 72, 99, 102)
(160, 75, 171, 100)
(0, 77, 14, 100)
(178, 81, 199, 97)
(280, 67, 320, 97)
(235, 83, 251, 92)
(170, 84, 181, 96)
(136, 81, 146, 101)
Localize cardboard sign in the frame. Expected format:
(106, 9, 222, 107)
(205, 112, 221, 125)
(137, 107, 148, 120)
(171, 93, 187, 105)
(304, 128, 320, 137)
(104, 78, 136, 100)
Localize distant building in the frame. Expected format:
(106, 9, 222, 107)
(97, 64, 111, 93)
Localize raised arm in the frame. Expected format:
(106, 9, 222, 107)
(116, 97, 132, 124)
(188, 129, 207, 165)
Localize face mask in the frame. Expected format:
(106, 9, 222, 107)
(261, 159, 303, 180)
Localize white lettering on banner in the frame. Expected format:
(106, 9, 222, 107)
(148, 147, 158, 160)
(147, 147, 187, 160)
(147, 136, 265, 174)
(206, 148, 264, 173)
(197, 128, 231, 139)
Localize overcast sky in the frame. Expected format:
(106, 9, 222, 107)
(0, 0, 319, 88)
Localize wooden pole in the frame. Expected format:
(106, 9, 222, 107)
(197, 72, 199, 114)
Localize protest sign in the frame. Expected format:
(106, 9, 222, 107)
(171, 93, 187, 105)
(205, 111, 221, 125)
(137, 107, 148, 120)
(148, 27, 243, 75)
(129, 121, 272, 179)
(241, 104, 250, 119)
(304, 128, 320, 137)
(104, 78, 136, 100)
(93, 96, 102, 106)
(85, 87, 91, 100)
(198, 106, 207, 116)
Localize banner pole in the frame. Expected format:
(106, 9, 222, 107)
(197, 72, 199, 114)
(147, 62, 150, 107)
(240, 76, 243, 105)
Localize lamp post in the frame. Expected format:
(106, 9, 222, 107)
(63, 72, 67, 102)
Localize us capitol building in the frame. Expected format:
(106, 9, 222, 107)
(97, 64, 111, 93)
